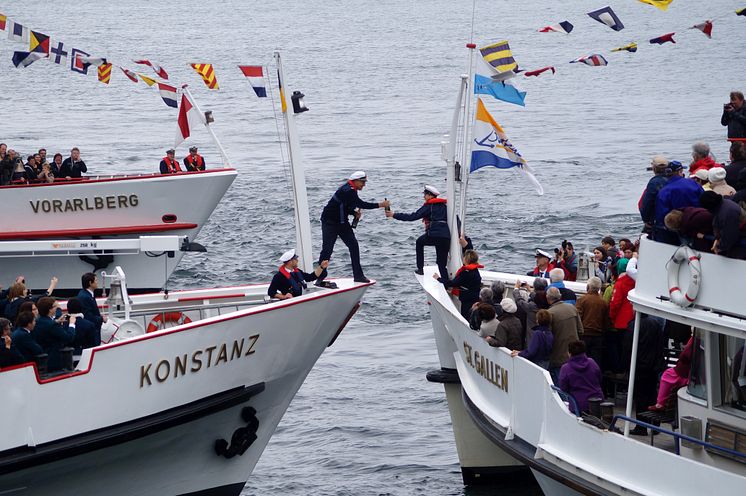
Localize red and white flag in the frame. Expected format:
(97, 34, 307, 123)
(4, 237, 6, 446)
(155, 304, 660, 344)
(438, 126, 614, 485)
(175, 92, 202, 148)
(133, 59, 168, 80)
(119, 66, 139, 83)
(691, 20, 713, 38)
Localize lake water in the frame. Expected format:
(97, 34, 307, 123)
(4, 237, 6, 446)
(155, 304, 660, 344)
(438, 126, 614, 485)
(2, 0, 744, 493)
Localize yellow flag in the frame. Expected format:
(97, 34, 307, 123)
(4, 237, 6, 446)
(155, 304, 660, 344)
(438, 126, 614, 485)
(138, 73, 157, 86)
(637, 0, 673, 11)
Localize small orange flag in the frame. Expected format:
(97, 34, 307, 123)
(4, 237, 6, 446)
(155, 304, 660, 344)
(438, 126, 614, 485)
(190, 63, 219, 90)
(98, 63, 112, 84)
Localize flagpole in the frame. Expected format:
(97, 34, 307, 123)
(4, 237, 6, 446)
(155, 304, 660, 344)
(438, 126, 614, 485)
(274, 51, 314, 273)
(181, 85, 231, 168)
(457, 41, 477, 240)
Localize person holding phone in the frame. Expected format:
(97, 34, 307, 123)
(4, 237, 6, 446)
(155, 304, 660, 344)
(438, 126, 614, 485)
(721, 91, 746, 139)
(34, 297, 76, 372)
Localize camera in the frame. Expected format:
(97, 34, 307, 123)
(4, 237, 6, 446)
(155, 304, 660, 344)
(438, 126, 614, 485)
(561, 239, 568, 250)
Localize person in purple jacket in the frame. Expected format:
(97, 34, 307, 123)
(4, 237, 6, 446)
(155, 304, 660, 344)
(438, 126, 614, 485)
(559, 340, 604, 413)
(512, 309, 553, 370)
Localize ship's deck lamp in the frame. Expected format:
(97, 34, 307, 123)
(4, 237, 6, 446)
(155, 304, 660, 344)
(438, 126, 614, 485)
(291, 91, 309, 114)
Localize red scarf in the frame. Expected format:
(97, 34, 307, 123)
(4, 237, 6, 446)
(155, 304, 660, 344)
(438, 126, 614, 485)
(279, 265, 300, 279)
(347, 179, 358, 190)
(425, 197, 447, 205)
(451, 263, 484, 296)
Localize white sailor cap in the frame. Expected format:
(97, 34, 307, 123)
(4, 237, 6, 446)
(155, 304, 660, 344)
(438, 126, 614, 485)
(279, 249, 298, 263)
(424, 185, 440, 196)
(535, 249, 552, 259)
(349, 170, 367, 181)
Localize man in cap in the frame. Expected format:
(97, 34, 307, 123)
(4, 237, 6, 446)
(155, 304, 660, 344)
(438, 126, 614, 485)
(268, 250, 329, 300)
(317, 171, 390, 283)
(183, 146, 205, 171)
(527, 249, 554, 278)
(160, 149, 182, 174)
(655, 160, 703, 244)
(385, 185, 449, 277)
(639, 155, 669, 234)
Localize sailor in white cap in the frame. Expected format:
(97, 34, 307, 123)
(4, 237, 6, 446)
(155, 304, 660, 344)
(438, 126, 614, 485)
(267, 249, 330, 300)
(317, 171, 390, 283)
(527, 249, 554, 279)
(385, 184, 450, 277)
(183, 146, 205, 171)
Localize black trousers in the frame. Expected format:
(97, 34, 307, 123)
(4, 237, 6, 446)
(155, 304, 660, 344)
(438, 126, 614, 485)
(319, 222, 364, 279)
(416, 234, 450, 278)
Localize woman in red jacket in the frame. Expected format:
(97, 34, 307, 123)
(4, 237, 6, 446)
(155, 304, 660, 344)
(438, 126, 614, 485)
(608, 258, 635, 373)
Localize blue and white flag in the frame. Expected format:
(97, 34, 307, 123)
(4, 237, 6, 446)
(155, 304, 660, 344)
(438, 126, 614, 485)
(470, 98, 543, 195)
(12, 50, 46, 68)
(587, 6, 625, 31)
(474, 74, 526, 107)
(7, 20, 27, 43)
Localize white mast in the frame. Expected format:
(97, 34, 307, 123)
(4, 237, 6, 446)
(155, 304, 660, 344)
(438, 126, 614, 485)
(274, 51, 314, 273)
(456, 43, 478, 240)
(444, 76, 469, 277)
(181, 85, 231, 167)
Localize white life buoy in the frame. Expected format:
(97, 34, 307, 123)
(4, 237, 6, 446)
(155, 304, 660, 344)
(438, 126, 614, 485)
(665, 245, 701, 307)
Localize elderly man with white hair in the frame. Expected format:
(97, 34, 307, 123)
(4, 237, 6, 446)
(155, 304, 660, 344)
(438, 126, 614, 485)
(547, 286, 584, 383)
(548, 268, 577, 304)
(689, 141, 717, 176)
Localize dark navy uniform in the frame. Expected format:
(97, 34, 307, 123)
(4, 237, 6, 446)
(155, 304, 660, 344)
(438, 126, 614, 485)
(77, 289, 103, 331)
(438, 264, 483, 320)
(160, 157, 182, 174)
(267, 267, 320, 298)
(10, 327, 42, 364)
(59, 157, 87, 178)
(34, 316, 75, 372)
(393, 198, 450, 277)
(318, 181, 379, 281)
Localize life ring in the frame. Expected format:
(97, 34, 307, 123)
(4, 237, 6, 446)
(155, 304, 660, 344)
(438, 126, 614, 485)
(146, 312, 192, 333)
(665, 245, 701, 307)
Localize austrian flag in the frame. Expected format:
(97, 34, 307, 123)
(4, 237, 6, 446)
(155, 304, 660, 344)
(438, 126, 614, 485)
(238, 65, 267, 97)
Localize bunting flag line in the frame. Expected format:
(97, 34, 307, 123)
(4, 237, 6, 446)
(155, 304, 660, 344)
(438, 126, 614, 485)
(49, 40, 67, 65)
(138, 73, 157, 86)
(538, 21, 574, 34)
(479, 40, 518, 75)
(120, 66, 139, 83)
(97, 63, 112, 84)
(0, 13, 6, 31)
(691, 21, 713, 38)
(69, 48, 90, 74)
(12, 50, 46, 68)
(277, 69, 287, 112)
(190, 63, 219, 90)
(470, 98, 543, 195)
(238, 65, 267, 97)
(638, 0, 673, 10)
(158, 83, 178, 108)
(650, 32, 676, 44)
(570, 54, 608, 66)
(29, 30, 49, 54)
(7, 21, 27, 43)
(474, 73, 526, 107)
(524, 66, 555, 77)
(611, 42, 638, 53)
(587, 6, 625, 31)
(176, 91, 202, 147)
(80, 56, 108, 67)
(134, 60, 168, 80)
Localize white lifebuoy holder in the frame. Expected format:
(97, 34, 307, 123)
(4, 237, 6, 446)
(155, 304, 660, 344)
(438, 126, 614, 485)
(146, 312, 192, 333)
(666, 245, 702, 307)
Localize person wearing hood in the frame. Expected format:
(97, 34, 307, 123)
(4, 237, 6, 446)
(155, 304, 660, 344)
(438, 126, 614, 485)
(655, 160, 704, 244)
(708, 167, 736, 197)
(725, 141, 746, 189)
(559, 340, 603, 413)
(664, 207, 714, 251)
(435, 249, 482, 320)
(318, 171, 390, 283)
(512, 308, 554, 370)
(487, 298, 523, 350)
(386, 185, 449, 277)
(268, 250, 329, 300)
(688, 142, 718, 176)
(699, 191, 746, 259)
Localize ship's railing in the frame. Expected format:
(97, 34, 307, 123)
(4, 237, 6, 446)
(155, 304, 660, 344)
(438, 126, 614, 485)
(0, 168, 235, 189)
(610, 414, 746, 460)
(550, 385, 581, 417)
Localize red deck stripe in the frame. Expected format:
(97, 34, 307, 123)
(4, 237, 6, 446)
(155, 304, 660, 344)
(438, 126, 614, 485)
(0, 223, 198, 240)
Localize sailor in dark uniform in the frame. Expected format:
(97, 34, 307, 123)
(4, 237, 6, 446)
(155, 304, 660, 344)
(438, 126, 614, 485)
(386, 185, 450, 277)
(317, 171, 389, 283)
(268, 250, 329, 299)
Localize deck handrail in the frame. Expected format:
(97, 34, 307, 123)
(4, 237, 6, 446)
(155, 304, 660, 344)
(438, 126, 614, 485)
(551, 385, 581, 417)
(610, 414, 746, 459)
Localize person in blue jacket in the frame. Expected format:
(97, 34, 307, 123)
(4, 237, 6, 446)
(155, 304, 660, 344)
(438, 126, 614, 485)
(317, 171, 390, 283)
(268, 250, 329, 299)
(10, 311, 43, 364)
(386, 184, 450, 277)
(654, 161, 704, 244)
(639, 155, 669, 234)
(77, 272, 105, 331)
(34, 297, 76, 372)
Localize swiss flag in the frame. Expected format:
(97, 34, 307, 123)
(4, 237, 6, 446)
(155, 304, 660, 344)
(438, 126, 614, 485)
(175, 93, 201, 148)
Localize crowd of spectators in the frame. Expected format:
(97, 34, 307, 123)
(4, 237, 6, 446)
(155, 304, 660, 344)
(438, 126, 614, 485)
(0, 272, 102, 373)
(0, 144, 88, 185)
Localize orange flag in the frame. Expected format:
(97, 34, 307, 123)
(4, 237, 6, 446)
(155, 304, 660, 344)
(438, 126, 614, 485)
(190, 63, 219, 90)
(98, 63, 112, 84)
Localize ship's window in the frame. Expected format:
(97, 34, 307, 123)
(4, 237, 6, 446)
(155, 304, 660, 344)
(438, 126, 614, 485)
(687, 331, 707, 401)
(719, 335, 746, 412)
